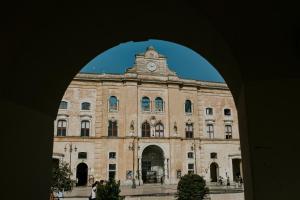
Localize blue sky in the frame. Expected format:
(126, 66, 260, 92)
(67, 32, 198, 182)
(81, 39, 225, 83)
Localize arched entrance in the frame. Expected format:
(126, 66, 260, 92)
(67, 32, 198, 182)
(141, 145, 164, 184)
(76, 163, 88, 186)
(210, 162, 219, 182)
(232, 158, 242, 182)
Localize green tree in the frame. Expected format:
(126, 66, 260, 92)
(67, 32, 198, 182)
(51, 161, 75, 192)
(97, 178, 121, 200)
(176, 173, 209, 200)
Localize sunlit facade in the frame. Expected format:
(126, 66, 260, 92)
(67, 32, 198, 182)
(53, 46, 242, 186)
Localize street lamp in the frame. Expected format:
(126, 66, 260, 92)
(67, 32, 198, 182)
(64, 143, 77, 172)
(128, 140, 137, 188)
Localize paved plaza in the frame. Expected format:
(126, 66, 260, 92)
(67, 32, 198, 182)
(62, 183, 244, 200)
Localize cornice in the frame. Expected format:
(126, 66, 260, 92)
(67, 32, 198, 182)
(74, 73, 229, 91)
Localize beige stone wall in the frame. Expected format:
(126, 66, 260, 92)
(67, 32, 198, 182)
(53, 48, 241, 185)
(53, 78, 241, 185)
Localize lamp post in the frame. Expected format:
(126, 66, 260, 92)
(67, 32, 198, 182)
(129, 139, 137, 188)
(64, 143, 77, 173)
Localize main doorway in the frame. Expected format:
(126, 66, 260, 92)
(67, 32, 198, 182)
(76, 163, 88, 186)
(141, 145, 164, 184)
(232, 158, 242, 182)
(210, 162, 219, 182)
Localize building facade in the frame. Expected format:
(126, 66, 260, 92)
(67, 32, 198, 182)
(53, 46, 242, 186)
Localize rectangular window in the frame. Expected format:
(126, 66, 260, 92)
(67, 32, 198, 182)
(177, 170, 182, 179)
(185, 123, 193, 138)
(59, 101, 68, 109)
(109, 152, 116, 159)
(109, 164, 116, 180)
(187, 152, 194, 159)
(185, 100, 192, 113)
(225, 125, 232, 139)
(206, 124, 214, 139)
(188, 163, 194, 174)
(81, 102, 91, 110)
(78, 152, 87, 159)
(210, 152, 217, 159)
(108, 120, 118, 137)
(206, 108, 213, 115)
(224, 108, 231, 116)
(81, 120, 90, 136)
(57, 120, 67, 136)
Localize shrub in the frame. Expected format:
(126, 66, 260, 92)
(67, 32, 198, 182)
(97, 178, 121, 200)
(176, 173, 209, 200)
(51, 161, 75, 192)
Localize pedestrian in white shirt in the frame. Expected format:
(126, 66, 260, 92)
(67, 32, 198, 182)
(90, 181, 99, 200)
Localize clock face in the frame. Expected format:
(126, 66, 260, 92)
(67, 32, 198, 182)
(146, 62, 157, 72)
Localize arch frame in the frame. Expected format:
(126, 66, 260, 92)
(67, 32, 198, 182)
(76, 162, 89, 186)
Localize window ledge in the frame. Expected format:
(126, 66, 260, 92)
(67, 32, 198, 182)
(79, 114, 92, 118)
(109, 110, 118, 113)
(153, 111, 164, 114)
(57, 113, 69, 117)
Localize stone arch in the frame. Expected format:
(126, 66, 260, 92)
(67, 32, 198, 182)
(4, 2, 284, 200)
(141, 145, 165, 184)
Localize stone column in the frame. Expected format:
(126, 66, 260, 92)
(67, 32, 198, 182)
(164, 158, 169, 184)
(240, 159, 243, 178)
(138, 157, 143, 185)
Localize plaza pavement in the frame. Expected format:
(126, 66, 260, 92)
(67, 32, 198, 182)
(62, 183, 244, 200)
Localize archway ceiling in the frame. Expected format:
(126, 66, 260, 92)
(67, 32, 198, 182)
(1, 1, 299, 115)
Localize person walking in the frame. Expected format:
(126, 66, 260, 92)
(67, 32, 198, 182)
(90, 181, 99, 200)
(57, 190, 63, 200)
(240, 176, 243, 188)
(226, 176, 230, 186)
(160, 175, 164, 185)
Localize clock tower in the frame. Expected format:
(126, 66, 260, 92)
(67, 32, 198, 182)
(126, 46, 177, 77)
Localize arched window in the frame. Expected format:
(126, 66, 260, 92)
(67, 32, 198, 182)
(81, 102, 91, 110)
(57, 120, 67, 136)
(142, 121, 151, 137)
(155, 122, 164, 137)
(59, 101, 68, 109)
(109, 96, 118, 112)
(108, 120, 118, 137)
(81, 120, 90, 136)
(185, 100, 192, 113)
(186, 123, 193, 138)
(155, 97, 164, 112)
(141, 97, 150, 111)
